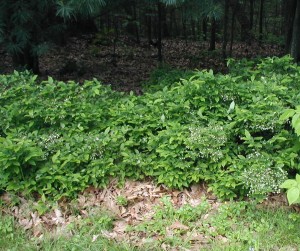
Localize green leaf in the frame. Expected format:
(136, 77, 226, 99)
(93, 88, 100, 95)
(279, 109, 295, 122)
(227, 100, 235, 114)
(280, 179, 297, 189)
(292, 113, 300, 136)
(48, 76, 54, 84)
(52, 150, 61, 164)
(296, 174, 300, 183)
(287, 187, 300, 205)
(244, 130, 251, 140)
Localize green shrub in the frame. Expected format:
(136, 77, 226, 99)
(1, 56, 300, 200)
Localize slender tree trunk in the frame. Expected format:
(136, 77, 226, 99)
(250, 0, 254, 30)
(202, 18, 208, 41)
(223, 0, 229, 58)
(174, 8, 179, 37)
(259, 0, 264, 44)
(182, 18, 187, 42)
(285, 0, 298, 54)
(191, 18, 196, 40)
(197, 19, 202, 40)
(162, 4, 169, 37)
(157, 1, 163, 62)
(209, 18, 216, 51)
(290, 0, 300, 62)
(147, 14, 152, 46)
(230, 10, 236, 56)
(133, 0, 140, 43)
(169, 7, 174, 36)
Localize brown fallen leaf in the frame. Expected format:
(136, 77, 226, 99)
(169, 221, 189, 231)
(113, 220, 128, 233)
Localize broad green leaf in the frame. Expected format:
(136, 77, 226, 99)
(280, 179, 297, 189)
(244, 130, 251, 140)
(287, 187, 300, 205)
(279, 109, 295, 122)
(296, 174, 300, 183)
(292, 113, 300, 136)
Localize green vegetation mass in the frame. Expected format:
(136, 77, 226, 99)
(0, 56, 300, 200)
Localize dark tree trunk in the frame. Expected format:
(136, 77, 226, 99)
(223, 0, 229, 58)
(250, 0, 254, 30)
(209, 19, 216, 51)
(290, 0, 300, 62)
(229, 0, 252, 42)
(182, 18, 187, 41)
(157, 1, 163, 62)
(162, 4, 169, 37)
(147, 14, 152, 46)
(197, 19, 202, 40)
(230, 10, 236, 57)
(202, 18, 208, 41)
(169, 7, 175, 36)
(191, 18, 196, 40)
(285, 0, 298, 54)
(173, 8, 179, 37)
(133, 0, 140, 43)
(259, 0, 264, 44)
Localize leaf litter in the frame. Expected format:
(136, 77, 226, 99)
(0, 36, 284, 93)
(0, 179, 290, 250)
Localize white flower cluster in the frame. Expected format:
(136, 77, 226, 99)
(38, 133, 61, 157)
(248, 118, 277, 132)
(221, 93, 236, 102)
(38, 133, 104, 160)
(187, 124, 227, 162)
(242, 153, 287, 198)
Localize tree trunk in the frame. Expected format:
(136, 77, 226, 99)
(250, 0, 254, 30)
(133, 0, 140, 43)
(169, 7, 175, 36)
(182, 18, 187, 42)
(209, 19, 216, 51)
(202, 18, 208, 41)
(162, 4, 169, 37)
(285, 0, 298, 53)
(290, 0, 300, 62)
(222, 0, 229, 58)
(157, 1, 163, 62)
(230, 10, 236, 57)
(229, 0, 252, 42)
(259, 0, 264, 44)
(147, 14, 152, 46)
(191, 18, 196, 40)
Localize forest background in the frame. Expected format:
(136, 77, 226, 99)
(0, 0, 299, 90)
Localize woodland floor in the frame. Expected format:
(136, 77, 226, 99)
(0, 35, 284, 92)
(0, 179, 291, 250)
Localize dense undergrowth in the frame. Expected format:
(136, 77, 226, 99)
(0, 56, 300, 200)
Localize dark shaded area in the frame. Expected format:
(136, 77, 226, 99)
(0, 35, 284, 92)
